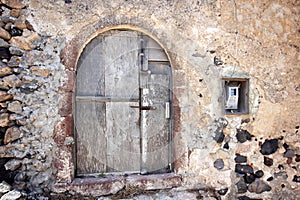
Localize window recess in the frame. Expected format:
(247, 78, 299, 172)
(223, 78, 249, 115)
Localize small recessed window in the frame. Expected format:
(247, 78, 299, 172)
(223, 78, 249, 115)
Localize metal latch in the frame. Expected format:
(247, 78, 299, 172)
(130, 105, 156, 110)
(165, 102, 170, 118)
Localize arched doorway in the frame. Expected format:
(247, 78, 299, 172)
(75, 30, 173, 176)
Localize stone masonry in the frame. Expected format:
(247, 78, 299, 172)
(0, 0, 299, 199)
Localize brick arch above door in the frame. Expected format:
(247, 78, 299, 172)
(55, 25, 185, 184)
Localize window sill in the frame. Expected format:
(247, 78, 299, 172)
(52, 173, 182, 197)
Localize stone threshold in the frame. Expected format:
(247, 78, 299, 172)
(52, 173, 182, 197)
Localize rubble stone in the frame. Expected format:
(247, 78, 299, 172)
(2, 74, 22, 88)
(14, 16, 26, 30)
(284, 149, 294, 158)
(0, 27, 11, 41)
(248, 179, 271, 194)
(0, 113, 9, 127)
(235, 154, 247, 163)
(0, 189, 22, 200)
(217, 188, 228, 196)
(0, 38, 9, 47)
(236, 179, 247, 194)
(292, 175, 300, 183)
(1, 0, 26, 9)
(263, 157, 273, 167)
(7, 56, 23, 67)
(4, 127, 22, 144)
(9, 32, 41, 51)
(235, 164, 254, 174)
(260, 139, 278, 155)
(236, 129, 253, 143)
(244, 173, 255, 184)
(0, 181, 11, 194)
(0, 66, 12, 77)
(254, 170, 264, 178)
(30, 66, 51, 77)
(7, 101, 22, 114)
(213, 159, 224, 170)
(0, 93, 13, 102)
(4, 159, 21, 171)
(10, 9, 20, 18)
(8, 46, 24, 56)
(213, 128, 224, 143)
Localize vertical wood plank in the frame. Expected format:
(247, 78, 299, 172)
(76, 35, 107, 175)
(104, 31, 141, 172)
(76, 36, 105, 96)
(104, 31, 140, 99)
(75, 102, 106, 174)
(106, 102, 140, 172)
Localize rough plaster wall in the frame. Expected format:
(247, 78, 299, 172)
(0, 0, 299, 199)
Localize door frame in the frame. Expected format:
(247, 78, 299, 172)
(74, 29, 174, 176)
(55, 25, 184, 183)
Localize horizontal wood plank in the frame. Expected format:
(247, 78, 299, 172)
(76, 96, 139, 102)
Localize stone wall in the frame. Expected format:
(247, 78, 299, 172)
(0, 0, 299, 199)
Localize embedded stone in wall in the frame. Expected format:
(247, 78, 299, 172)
(235, 164, 254, 174)
(260, 139, 278, 155)
(0, 65, 12, 77)
(283, 149, 294, 158)
(236, 179, 247, 194)
(0, 27, 11, 41)
(292, 175, 300, 183)
(2, 74, 21, 88)
(0, 92, 12, 102)
(4, 159, 21, 171)
(236, 129, 253, 143)
(244, 174, 255, 184)
(235, 154, 247, 163)
(213, 128, 225, 143)
(9, 32, 41, 51)
(4, 127, 21, 144)
(254, 170, 264, 178)
(248, 179, 271, 194)
(10, 9, 20, 18)
(7, 56, 23, 67)
(263, 157, 273, 167)
(213, 159, 224, 170)
(0, 189, 22, 200)
(0, 113, 9, 127)
(0, 181, 11, 193)
(7, 101, 22, 114)
(30, 66, 51, 78)
(0, 39, 9, 47)
(9, 47, 24, 56)
(14, 15, 26, 30)
(1, 0, 26, 9)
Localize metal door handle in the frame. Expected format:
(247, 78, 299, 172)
(130, 105, 156, 110)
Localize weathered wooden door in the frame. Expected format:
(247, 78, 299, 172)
(75, 30, 172, 175)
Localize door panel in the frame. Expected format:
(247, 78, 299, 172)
(75, 30, 172, 175)
(140, 64, 171, 173)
